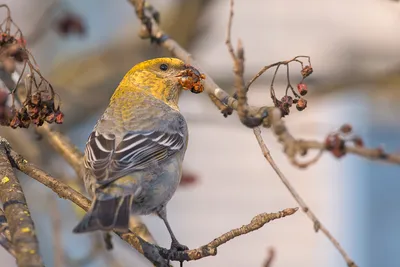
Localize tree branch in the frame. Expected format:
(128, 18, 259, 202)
(128, 1, 358, 266)
(0, 138, 44, 267)
(5, 143, 297, 266)
(224, 1, 357, 266)
(157, 207, 298, 262)
(0, 207, 15, 257)
(269, 109, 400, 167)
(252, 127, 357, 267)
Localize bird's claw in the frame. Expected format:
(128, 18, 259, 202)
(166, 241, 189, 263)
(171, 241, 189, 252)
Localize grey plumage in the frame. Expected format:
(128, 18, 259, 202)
(73, 90, 188, 234)
(72, 57, 204, 253)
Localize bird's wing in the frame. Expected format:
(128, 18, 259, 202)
(83, 113, 186, 185)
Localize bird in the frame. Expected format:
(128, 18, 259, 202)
(72, 57, 205, 253)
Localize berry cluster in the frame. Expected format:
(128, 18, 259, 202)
(0, 90, 64, 128)
(0, 6, 64, 129)
(177, 65, 206, 94)
(273, 63, 313, 117)
(325, 124, 364, 158)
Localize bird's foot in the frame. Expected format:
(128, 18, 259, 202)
(166, 241, 189, 265)
(170, 241, 189, 252)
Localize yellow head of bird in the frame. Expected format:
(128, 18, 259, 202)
(118, 57, 205, 96)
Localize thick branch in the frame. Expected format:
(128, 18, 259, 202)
(0, 207, 15, 257)
(7, 148, 167, 265)
(0, 138, 44, 267)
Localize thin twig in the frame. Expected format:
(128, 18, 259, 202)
(252, 127, 357, 267)
(0, 137, 44, 267)
(137, 207, 298, 262)
(263, 247, 275, 267)
(268, 108, 400, 167)
(224, 0, 268, 127)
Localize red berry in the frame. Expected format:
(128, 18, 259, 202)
(31, 92, 41, 106)
(16, 37, 26, 46)
(340, 124, 352, 134)
(45, 112, 55, 123)
(353, 136, 364, 147)
(296, 98, 307, 111)
(301, 65, 313, 78)
(297, 83, 308, 96)
(55, 110, 64, 124)
(325, 134, 346, 158)
(10, 115, 21, 129)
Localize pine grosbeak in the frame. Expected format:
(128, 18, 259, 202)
(73, 58, 205, 252)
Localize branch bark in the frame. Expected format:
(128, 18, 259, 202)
(0, 138, 44, 267)
(0, 207, 15, 257)
(6, 144, 297, 266)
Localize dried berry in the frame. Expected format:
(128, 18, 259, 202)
(54, 110, 64, 124)
(10, 114, 21, 129)
(20, 117, 30, 128)
(296, 98, 307, 111)
(40, 105, 51, 117)
(279, 95, 293, 116)
(19, 107, 28, 117)
(31, 92, 41, 106)
(301, 65, 313, 78)
(297, 83, 308, 96)
(353, 136, 364, 147)
(325, 134, 346, 158)
(340, 124, 352, 134)
(281, 95, 293, 106)
(0, 33, 12, 44)
(177, 65, 205, 94)
(16, 37, 26, 47)
(27, 105, 40, 118)
(56, 14, 86, 36)
(31, 116, 44, 126)
(45, 112, 55, 123)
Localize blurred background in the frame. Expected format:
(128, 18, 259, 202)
(0, 0, 400, 266)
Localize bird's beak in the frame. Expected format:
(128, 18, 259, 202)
(176, 64, 206, 94)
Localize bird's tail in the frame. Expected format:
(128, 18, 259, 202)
(73, 195, 133, 233)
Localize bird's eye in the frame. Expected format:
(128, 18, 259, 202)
(160, 64, 168, 71)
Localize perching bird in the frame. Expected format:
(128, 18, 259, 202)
(73, 57, 205, 252)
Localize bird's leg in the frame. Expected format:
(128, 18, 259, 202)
(157, 207, 188, 252)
